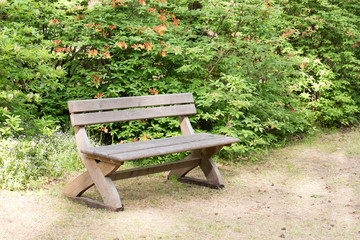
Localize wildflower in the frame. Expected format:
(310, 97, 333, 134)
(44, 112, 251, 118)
(56, 47, 63, 52)
(0, 0, 7, 6)
(7, 94, 14, 101)
(147, 8, 156, 13)
(34, 93, 40, 101)
(26, 93, 33, 100)
(108, 25, 115, 30)
(14, 46, 20, 52)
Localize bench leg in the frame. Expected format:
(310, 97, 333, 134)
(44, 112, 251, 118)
(169, 146, 224, 189)
(64, 162, 120, 197)
(65, 157, 124, 211)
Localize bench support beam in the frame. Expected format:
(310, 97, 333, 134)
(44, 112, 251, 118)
(169, 146, 224, 189)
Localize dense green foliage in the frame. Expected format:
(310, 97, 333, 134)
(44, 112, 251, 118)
(0, 0, 359, 189)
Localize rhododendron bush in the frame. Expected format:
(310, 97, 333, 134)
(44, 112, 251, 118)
(1, 0, 360, 179)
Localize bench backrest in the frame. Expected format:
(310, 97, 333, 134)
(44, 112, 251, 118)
(68, 93, 196, 127)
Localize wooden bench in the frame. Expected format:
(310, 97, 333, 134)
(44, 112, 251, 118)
(64, 93, 239, 211)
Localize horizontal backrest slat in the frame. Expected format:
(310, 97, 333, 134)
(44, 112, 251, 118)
(68, 93, 194, 113)
(70, 104, 197, 127)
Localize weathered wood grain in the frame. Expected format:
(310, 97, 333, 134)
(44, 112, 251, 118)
(68, 93, 194, 113)
(70, 104, 196, 126)
(81, 133, 239, 162)
(63, 162, 120, 197)
(110, 157, 200, 181)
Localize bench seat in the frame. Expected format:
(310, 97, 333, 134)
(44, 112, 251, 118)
(81, 133, 239, 163)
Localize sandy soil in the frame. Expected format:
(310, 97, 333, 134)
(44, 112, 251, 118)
(0, 129, 359, 239)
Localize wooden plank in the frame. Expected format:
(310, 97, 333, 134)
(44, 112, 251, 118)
(168, 151, 201, 179)
(109, 157, 201, 181)
(63, 162, 121, 198)
(199, 147, 224, 186)
(82, 133, 240, 162)
(179, 116, 194, 135)
(70, 104, 197, 127)
(68, 93, 194, 113)
(73, 126, 123, 209)
(83, 133, 211, 156)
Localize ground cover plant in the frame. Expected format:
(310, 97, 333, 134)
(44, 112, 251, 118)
(0, 0, 359, 189)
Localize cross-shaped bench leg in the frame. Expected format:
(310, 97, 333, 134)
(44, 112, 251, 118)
(65, 157, 124, 211)
(169, 146, 224, 189)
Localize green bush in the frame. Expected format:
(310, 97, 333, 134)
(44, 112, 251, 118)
(0, 132, 82, 190)
(1, 0, 360, 190)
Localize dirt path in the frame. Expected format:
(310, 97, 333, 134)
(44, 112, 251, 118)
(1, 129, 359, 239)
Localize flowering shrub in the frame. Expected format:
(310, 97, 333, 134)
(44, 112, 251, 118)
(0, 0, 359, 189)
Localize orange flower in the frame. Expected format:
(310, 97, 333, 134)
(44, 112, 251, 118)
(172, 18, 179, 26)
(144, 42, 153, 51)
(116, 42, 128, 49)
(49, 18, 59, 25)
(99, 126, 108, 133)
(159, 51, 166, 57)
(90, 74, 101, 86)
(108, 25, 115, 30)
(140, 134, 150, 141)
(147, 8, 156, 13)
(131, 43, 145, 50)
(102, 52, 111, 59)
(137, 0, 145, 5)
(102, 31, 109, 38)
(53, 40, 61, 46)
(88, 49, 98, 58)
(300, 62, 307, 69)
(56, 47, 63, 52)
(95, 93, 105, 99)
(148, 88, 159, 95)
(157, 14, 165, 22)
(153, 25, 166, 35)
